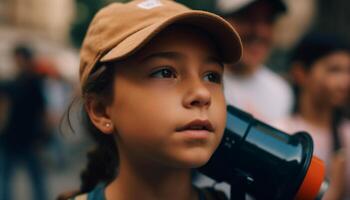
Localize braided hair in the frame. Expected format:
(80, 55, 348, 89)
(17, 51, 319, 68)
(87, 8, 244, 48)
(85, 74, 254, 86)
(80, 64, 119, 192)
(60, 64, 119, 199)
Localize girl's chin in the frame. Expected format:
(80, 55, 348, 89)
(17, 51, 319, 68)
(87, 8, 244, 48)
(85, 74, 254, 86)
(172, 152, 213, 168)
(189, 160, 210, 168)
(171, 160, 209, 169)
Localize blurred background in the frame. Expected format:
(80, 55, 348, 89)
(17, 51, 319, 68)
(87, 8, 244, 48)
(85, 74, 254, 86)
(0, 0, 349, 200)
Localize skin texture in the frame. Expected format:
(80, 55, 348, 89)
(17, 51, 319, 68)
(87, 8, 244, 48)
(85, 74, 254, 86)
(86, 25, 227, 200)
(292, 51, 350, 200)
(225, 1, 276, 75)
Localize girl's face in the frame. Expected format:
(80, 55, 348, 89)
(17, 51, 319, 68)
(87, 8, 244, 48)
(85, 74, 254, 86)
(106, 25, 226, 168)
(304, 51, 350, 107)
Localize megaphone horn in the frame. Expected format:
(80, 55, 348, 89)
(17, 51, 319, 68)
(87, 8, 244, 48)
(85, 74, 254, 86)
(199, 106, 328, 200)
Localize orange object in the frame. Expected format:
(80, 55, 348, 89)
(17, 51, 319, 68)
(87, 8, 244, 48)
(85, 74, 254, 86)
(34, 58, 59, 78)
(295, 156, 326, 200)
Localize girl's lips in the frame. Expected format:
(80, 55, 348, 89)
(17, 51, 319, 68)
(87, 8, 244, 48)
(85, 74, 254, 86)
(175, 129, 212, 140)
(176, 119, 214, 133)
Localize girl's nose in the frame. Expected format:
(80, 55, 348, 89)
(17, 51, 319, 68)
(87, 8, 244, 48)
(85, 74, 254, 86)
(182, 79, 211, 109)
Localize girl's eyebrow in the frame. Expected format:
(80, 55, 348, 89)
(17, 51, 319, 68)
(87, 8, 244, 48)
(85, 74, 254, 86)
(206, 56, 224, 69)
(140, 51, 224, 68)
(141, 51, 184, 62)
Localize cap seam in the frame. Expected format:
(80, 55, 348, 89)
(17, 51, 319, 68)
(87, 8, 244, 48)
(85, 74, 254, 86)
(81, 50, 104, 87)
(100, 22, 157, 60)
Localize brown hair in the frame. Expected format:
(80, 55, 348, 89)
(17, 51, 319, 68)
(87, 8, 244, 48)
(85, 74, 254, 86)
(58, 64, 118, 199)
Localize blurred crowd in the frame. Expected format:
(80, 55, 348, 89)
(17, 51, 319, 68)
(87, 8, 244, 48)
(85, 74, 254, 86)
(0, 0, 349, 200)
(0, 43, 93, 200)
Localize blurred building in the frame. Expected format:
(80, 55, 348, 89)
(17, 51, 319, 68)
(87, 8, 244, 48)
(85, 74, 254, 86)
(0, 0, 74, 42)
(0, 0, 79, 82)
(315, 0, 350, 44)
(266, 0, 350, 73)
(274, 0, 350, 49)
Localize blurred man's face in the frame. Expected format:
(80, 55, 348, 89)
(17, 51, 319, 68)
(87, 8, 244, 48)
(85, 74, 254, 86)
(226, 1, 277, 73)
(13, 54, 27, 72)
(13, 50, 36, 74)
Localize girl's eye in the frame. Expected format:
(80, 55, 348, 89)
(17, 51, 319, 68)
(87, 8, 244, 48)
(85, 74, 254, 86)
(150, 68, 177, 78)
(203, 72, 222, 84)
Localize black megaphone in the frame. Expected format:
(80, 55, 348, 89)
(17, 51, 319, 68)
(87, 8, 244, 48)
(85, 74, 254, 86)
(199, 106, 328, 200)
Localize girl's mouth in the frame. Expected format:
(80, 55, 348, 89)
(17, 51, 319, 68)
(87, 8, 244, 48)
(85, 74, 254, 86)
(176, 119, 214, 132)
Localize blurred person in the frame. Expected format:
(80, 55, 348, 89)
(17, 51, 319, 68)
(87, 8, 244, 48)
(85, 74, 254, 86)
(0, 44, 48, 200)
(35, 58, 73, 169)
(216, 0, 293, 123)
(274, 33, 350, 200)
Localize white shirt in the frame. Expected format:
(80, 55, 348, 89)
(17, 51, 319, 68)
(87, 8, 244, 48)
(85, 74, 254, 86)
(224, 66, 293, 123)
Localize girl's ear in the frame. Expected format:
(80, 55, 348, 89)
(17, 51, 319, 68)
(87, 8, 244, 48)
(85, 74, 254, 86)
(85, 96, 114, 134)
(290, 62, 308, 87)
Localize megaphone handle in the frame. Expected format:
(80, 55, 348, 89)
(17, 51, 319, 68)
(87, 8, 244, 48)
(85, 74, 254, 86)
(230, 176, 247, 200)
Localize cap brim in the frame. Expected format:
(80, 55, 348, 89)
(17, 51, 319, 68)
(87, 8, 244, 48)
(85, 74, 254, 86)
(100, 10, 242, 63)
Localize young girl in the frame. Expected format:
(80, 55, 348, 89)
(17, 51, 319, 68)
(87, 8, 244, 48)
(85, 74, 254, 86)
(274, 33, 350, 200)
(61, 0, 242, 199)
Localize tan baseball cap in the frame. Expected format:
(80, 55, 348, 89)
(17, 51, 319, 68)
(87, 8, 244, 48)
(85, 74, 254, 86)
(79, 0, 242, 87)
